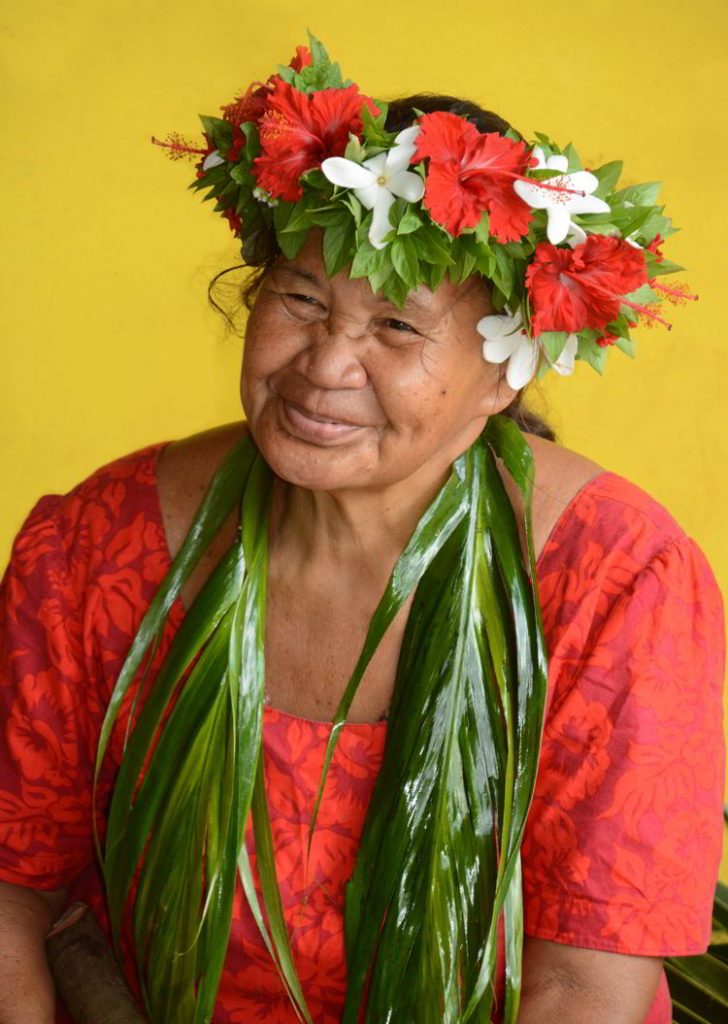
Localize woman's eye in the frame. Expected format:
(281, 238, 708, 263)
(383, 318, 418, 335)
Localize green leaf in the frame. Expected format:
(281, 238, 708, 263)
(341, 192, 363, 227)
(613, 180, 662, 206)
(474, 212, 490, 245)
(613, 335, 636, 358)
(645, 253, 684, 277)
(562, 142, 582, 170)
(277, 226, 310, 260)
(368, 254, 394, 295)
(349, 238, 380, 278)
(491, 245, 516, 301)
(279, 193, 318, 233)
(323, 217, 356, 277)
(344, 134, 367, 163)
(538, 331, 568, 363)
(592, 160, 623, 197)
(578, 336, 608, 375)
(240, 120, 260, 162)
(396, 205, 423, 235)
(390, 235, 419, 289)
(413, 226, 456, 266)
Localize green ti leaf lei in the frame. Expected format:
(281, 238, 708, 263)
(95, 413, 549, 1024)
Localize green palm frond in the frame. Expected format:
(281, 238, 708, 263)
(96, 415, 549, 1023)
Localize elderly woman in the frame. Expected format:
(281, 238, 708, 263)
(0, 38, 724, 1024)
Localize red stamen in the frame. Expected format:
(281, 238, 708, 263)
(151, 134, 208, 161)
(650, 280, 699, 304)
(620, 297, 672, 330)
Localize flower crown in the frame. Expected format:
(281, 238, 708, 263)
(153, 33, 697, 390)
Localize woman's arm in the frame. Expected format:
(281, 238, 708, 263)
(0, 880, 67, 1024)
(518, 936, 663, 1023)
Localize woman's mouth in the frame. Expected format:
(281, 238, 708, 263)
(281, 398, 364, 442)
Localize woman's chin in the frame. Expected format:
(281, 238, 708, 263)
(252, 417, 379, 492)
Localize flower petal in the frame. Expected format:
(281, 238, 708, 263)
(531, 146, 546, 168)
(546, 154, 569, 173)
(552, 333, 578, 375)
(566, 222, 587, 247)
(568, 194, 611, 216)
(362, 152, 387, 177)
(387, 170, 425, 203)
(546, 205, 572, 245)
(321, 156, 374, 190)
(395, 125, 421, 147)
(512, 179, 551, 209)
(353, 182, 381, 210)
(202, 150, 225, 170)
(369, 191, 396, 249)
(482, 333, 522, 363)
(565, 170, 600, 195)
(385, 143, 416, 177)
(476, 312, 523, 342)
(506, 337, 540, 389)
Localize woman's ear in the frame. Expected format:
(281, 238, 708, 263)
(478, 364, 520, 416)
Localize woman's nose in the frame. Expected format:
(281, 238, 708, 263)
(294, 317, 369, 389)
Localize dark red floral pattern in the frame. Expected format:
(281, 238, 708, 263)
(0, 440, 725, 1024)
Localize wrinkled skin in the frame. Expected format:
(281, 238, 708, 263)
(240, 229, 518, 502)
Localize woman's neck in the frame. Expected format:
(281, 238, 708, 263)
(268, 461, 454, 584)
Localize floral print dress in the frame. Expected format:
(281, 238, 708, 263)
(0, 439, 725, 1023)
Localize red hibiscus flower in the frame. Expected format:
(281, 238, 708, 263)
(412, 111, 536, 241)
(221, 46, 313, 128)
(526, 235, 649, 335)
(254, 81, 379, 202)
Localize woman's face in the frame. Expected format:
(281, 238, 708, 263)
(241, 230, 518, 493)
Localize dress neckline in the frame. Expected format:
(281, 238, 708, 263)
(148, 438, 614, 730)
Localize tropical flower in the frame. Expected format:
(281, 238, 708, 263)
(477, 306, 577, 389)
(412, 111, 537, 241)
(513, 146, 610, 245)
(253, 82, 378, 202)
(221, 47, 313, 128)
(321, 126, 425, 249)
(525, 235, 649, 335)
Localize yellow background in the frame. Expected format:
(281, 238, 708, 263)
(2, 1, 727, 877)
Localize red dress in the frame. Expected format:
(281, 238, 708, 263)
(0, 439, 725, 1023)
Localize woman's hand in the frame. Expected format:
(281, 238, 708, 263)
(0, 880, 67, 1024)
(518, 936, 664, 1023)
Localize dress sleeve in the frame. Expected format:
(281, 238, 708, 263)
(0, 496, 96, 890)
(522, 534, 726, 957)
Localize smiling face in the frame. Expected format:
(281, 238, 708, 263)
(240, 230, 518, 494)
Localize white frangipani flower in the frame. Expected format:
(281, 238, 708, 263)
(202, 149, 225, 171)
(513, 146, 610, 246)
(477, 306, 578, 389)
(321, 126, 425, 249)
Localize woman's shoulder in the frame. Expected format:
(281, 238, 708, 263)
(522, 431, 689, 572)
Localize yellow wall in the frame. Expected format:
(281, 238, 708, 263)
(3, 1, 727, 876)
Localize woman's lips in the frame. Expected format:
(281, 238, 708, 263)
(281, 398, 365, 442)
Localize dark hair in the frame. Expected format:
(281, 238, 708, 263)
(208, 93, 557, 442)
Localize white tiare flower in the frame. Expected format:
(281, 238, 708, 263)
(477, 307, 540, 390)
(513, 146, 610, 246)
(202, 149, 225, 170)
(477, 306, 578, 388)
(321, 126, 425, 249)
